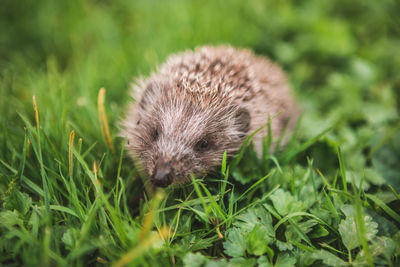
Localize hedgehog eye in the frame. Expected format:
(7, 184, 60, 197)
(151, 128, 160, 141)
(195, 139, 211, 152)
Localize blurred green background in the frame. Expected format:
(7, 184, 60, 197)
(1, 0, 399, 187)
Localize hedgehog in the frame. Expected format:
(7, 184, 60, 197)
(121, 45, 299, 187)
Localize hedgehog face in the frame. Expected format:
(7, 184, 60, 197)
(124, 80, 250, 187)
(144, 121, 222, 187)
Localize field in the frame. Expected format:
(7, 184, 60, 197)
(1, 0, 400, 266)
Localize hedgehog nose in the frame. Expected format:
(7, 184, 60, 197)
(152, 167, 172, 187)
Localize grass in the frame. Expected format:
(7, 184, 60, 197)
(1, 0, 400, 266)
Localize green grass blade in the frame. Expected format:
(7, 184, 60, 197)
(366, 193, 400, 223)
(283, 126, 332, 163)
(236, 170, 275, 202)
(337, 147, 348, 193)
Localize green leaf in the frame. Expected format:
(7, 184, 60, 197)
(0, 210, 23, 227)
(227, 206, 275, 256)
(229, 257, 257, 267)
(285, 219, 316, 248)
(338, 206, 378, 250)
(338, 217, 359, 252)
(4, 191, 32, 215)
(311, 250, 348, 266)
(309, 224, 329, 238)
(363, 168, 386, 186)
(183, 252, 208, 267)
(205, 259, 228, 267)
(269, 189, 306, 216)
(354, 236, 396, 266)
(223, 228, 246, 257)
(257, 255, 273, 267)
(234, 206, 274, 239)
(188, 236, 219, 251)
(61, 228, 80, 249)
(276, 240, 294, 252)
(275, 253, 297, 267)
(246, 225, 271, 256)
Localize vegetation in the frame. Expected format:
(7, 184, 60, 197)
(1, 0, 399, 266)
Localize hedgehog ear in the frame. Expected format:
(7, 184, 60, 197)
(234, 107, 250, 134)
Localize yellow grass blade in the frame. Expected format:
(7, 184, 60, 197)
(68, 130, 75, 177)
(32, 96, 40, 130)
(139, 190, 165, 240)
(97, 88, 114, 152)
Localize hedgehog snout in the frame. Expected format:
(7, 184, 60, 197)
(151, 159, 173, 187)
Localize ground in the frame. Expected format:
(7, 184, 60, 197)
(0, 0, 400, 266)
